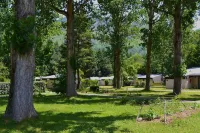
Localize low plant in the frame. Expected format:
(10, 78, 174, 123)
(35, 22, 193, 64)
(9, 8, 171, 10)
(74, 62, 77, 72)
(192, 102, 199, 109)
(146, 108, 158, 121)
(89, 86, 100, 92)
(104, 79, 109, 86)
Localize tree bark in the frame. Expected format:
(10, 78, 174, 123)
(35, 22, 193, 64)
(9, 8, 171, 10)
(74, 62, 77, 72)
(4, 0, 37, 122)
(66, 0, 77, 97)
(113, 51, 116, 88)
(145, 0, 154, 91)
(115, 48, 121, 89)
(173, 1, 182, 95)
(76, 69, 80, 89)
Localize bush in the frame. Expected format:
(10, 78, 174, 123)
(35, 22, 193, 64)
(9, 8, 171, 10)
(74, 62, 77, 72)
(124, 80, 132, 86)
(0, 77, 6, 82)
(81, 79, 98, 89)
(104, 79, 109, 86)
(89, 86, 99, 92)
(140, 81, 145, 87)
(0, 82, 10, 95)
(34, 81, 46, 93)
(0, 82, 46, 95)
(135, 81, 145, 88)
(52, 74, 66, 94)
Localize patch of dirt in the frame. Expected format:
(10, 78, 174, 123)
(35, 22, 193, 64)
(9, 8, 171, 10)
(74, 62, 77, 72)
(137, 108, 200, 124)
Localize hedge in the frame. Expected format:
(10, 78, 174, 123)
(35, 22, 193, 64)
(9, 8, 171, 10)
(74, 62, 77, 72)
(0, 81, 46, 95)
(0, 83, 10, 95)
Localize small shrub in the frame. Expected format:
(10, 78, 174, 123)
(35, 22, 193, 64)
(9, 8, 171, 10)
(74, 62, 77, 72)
(0, 82, 10, 95)
(0, 77, 5, 82)
(146, 108, 158, 121)
(124, 80, 132, 86)
(135, 81, 140, 88)
(192, 102, 199, 109)
(119, 96, 130, 105)
(104, 79, 109, 86)
(52, 75, 66, 94)
(89, 86, 99, 92)
(34, 81, 46, 93)
(135, 81, 145, 88)
(140, 81, 145, 88)
(81, 79, 98, 89)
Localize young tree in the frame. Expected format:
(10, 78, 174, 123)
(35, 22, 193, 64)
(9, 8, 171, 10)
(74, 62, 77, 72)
(4, 0, 37, 122)
(141, 0, 156, 91)
(73, 3, 94, 89)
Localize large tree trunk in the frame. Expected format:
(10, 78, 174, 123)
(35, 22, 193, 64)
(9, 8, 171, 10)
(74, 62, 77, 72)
(4, 0, 37, 122)
(145, 0, 154, 91)
(5, 0, 37, 122)
(66, 0, 77, 97)
(76, 69, 80, 89)
(115, 48, 121, 89)
(173, 1, 182, 95)
(113, 51, 116, 88)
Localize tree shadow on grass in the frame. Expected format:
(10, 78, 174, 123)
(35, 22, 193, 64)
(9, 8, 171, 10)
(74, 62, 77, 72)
(0, 111, 135, 133)
(33, 95, 120, 105)
(178, 95, 200, 101)
(0, 97, 8, 106)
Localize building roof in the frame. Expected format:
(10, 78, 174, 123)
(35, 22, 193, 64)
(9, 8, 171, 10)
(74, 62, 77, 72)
(186, 68, 200, 76)
(138, 74, 161, 79)
(90, 76, 114, 80)
(35, 74, 60, 80)
(90, 77, 100, 80)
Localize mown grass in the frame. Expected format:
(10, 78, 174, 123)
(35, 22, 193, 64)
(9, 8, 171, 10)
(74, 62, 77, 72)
(0, 87, 200, 133)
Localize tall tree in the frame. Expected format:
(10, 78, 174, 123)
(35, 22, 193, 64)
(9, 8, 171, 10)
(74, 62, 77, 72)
(4, 0, 37, 122)
(98, 0, 137, 89)
(73, 2, 94, 89)
(45, 0, 92, 96)
(156, 0, 198, 94)
(141, 0, 156, 91)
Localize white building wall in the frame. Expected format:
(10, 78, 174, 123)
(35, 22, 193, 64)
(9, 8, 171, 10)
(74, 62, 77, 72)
(166, 79, 189, 89)
(99, 80, 113, 86)
(153, 75, 162, 83)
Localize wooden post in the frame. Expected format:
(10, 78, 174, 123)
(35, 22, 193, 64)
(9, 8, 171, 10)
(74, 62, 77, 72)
(164, 100, 167, 124)
(136, 104, 143, 122)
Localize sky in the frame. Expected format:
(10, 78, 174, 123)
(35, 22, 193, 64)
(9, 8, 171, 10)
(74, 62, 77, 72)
(194, 18, 200, 30)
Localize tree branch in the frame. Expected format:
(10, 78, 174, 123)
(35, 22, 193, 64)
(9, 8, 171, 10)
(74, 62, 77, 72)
(51, 5, 67, 16)
(154, 7, 174, 17)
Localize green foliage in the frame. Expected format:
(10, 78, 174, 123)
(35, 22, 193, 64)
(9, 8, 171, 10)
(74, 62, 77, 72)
(34, 81, 46, 93)
(12, 16, 36, 54)
(93, 50, 113, 77)
(0, 62, 9, 81)
(123, 80, 132, 86)
(0, 82, 46, 95)
(89, 86, 100, 92)
(183, 29, 200, 68)
(192, 102, 199, 109)
(104, 79, 109, 86)
(52, 74, 66, 94)
(122, 54, 144, 80)
(0, 82, 10, 95)
(81, 79, 99, 89)
(145, 107, 158, 121)
(135, 81, 146, 88)
(173, 64, 187, 77)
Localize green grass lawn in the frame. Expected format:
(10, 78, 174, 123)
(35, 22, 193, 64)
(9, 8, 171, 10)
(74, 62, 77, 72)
(0, 87, 200, 133)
